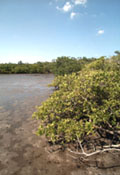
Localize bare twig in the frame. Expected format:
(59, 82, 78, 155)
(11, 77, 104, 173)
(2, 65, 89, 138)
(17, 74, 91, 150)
(103, 144, 120, 148)
(67, 138, 120, 157)
(77, 136, 85, 154)
(95, 126, 120, 135)
(67, 147, 120, 157)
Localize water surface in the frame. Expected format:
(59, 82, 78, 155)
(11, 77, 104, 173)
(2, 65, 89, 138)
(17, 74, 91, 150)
(0, 74, 55, 175)
(0, 74, 54, 108)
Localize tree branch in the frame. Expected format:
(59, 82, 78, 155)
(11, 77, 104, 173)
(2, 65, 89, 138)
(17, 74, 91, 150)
(67, 138, 120, 157)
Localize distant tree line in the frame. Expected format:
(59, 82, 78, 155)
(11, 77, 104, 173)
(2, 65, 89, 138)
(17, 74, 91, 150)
(0, 51, 119, 75)
(0, 61, 53, 74)
(52, 56, 96, 75)
(0, 56, 96, 75)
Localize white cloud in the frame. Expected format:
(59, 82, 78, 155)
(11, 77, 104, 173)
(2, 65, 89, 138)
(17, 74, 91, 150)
(56, 1, 73, 12)
(56, 0, 87, 17)
(62, 2, 72, 12)
(74, 0, 87, 5)
(70, 12, 77, 19)
(98, 30, 104, 35)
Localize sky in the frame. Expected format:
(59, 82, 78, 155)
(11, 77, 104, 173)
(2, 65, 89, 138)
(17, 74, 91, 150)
(0, 0, 120, 63)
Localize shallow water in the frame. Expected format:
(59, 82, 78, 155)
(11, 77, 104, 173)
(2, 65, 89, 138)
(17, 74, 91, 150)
(0, 74, 54, 107)
(0, 74, 55, 175)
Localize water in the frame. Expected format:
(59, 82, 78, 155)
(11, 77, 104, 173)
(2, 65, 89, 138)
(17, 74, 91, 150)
(0, 74, 55, 175)
(0, 74, 54, 108)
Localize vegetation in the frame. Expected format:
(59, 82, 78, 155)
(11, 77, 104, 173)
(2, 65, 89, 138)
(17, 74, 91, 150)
(0, 62, 53, 74)
(33, 53, 120, 149)
(52, 56, 96, 75)
(0, 56, 95, 75)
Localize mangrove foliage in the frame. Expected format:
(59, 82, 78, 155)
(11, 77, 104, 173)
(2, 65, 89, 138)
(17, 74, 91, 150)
(33, 53, 120, 148)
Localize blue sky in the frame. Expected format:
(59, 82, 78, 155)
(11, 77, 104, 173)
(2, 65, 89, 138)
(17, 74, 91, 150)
(0, 0, 120, 63)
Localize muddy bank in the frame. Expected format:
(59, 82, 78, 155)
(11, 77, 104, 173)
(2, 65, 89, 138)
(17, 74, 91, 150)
(0, 74, 120, 175)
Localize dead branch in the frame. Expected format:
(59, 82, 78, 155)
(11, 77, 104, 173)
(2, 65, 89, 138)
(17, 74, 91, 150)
(67, 137, 120, 157)
(67, 147, 120, 157)
(94, 126, 120, 135)
(103, 144, 120, 148)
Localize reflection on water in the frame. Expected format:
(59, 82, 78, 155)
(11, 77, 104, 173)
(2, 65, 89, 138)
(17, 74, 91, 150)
(0, 74, 54, 108)
(0, 74, 56, 175)
(0, 74, 54, 137)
